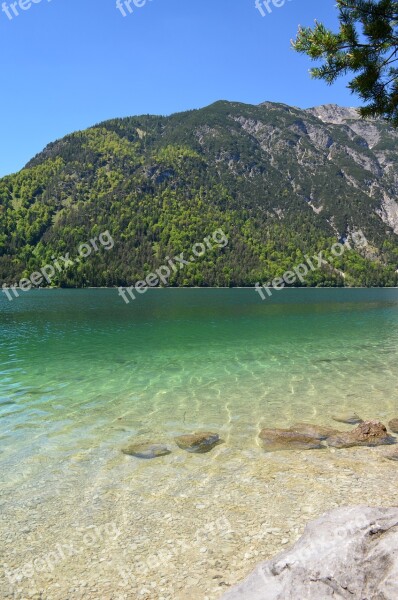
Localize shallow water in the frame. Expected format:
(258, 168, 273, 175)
(1, 289, 398, 599)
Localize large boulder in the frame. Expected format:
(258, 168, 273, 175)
(258, 428, 324, 452)
(289, 423, 339, 440)
(327, 420, 396, 449)
(174, 432, 221, 453)
(221, 506, 398, 600)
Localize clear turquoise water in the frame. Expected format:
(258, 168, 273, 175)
(1, 288, 398, 484)
(2, 289, 398, 598)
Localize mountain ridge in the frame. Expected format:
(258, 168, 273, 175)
(1, 100, 397, 288)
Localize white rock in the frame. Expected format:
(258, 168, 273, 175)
(221, 506, 398, 600)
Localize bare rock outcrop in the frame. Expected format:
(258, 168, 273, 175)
(221, 506, 398, 600)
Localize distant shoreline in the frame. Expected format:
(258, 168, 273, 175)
(2, 286, 398, 291)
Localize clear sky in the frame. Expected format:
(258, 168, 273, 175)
(0, 0, 356, 177)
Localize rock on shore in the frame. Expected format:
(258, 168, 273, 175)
(221, 506, 398, 600)
(174, 432, 221, 453)
(258, 428, 324, 452)
(289, 423, 339, 440)
(327, 420, 396, 448)
(121, 443, 171, 459)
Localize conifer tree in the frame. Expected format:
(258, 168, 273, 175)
(293, 1, 398, 125)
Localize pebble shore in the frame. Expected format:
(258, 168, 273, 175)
(2, 422, 398, 600)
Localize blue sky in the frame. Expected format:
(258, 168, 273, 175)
(0, 0, 355, 177)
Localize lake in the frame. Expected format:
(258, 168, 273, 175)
(1, 288, 398, 599)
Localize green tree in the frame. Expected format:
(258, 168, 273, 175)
(293, 0, 398, 124)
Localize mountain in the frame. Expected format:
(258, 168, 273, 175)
(1, 100, 398, 288)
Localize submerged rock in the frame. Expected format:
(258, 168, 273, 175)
(384, 449, 398, 462)
(289, 423, 340, 440)
(388, 418, 398, 433)
(122, 443, 171, 459)
(175, 432, 221, 453)
(221, 506, 398, 600)
(258, 428, 324, 452)
(327, 421, 396, 449)
(332, 412, 363, 425)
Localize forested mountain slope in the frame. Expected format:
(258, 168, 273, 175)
(1, 100, 398, 287)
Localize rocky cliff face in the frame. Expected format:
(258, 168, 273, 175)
(306, 104, 398, 234)
(221, 506, 398, 600)
(306, 104, 363, 125)
(254, 102, 398, 236)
